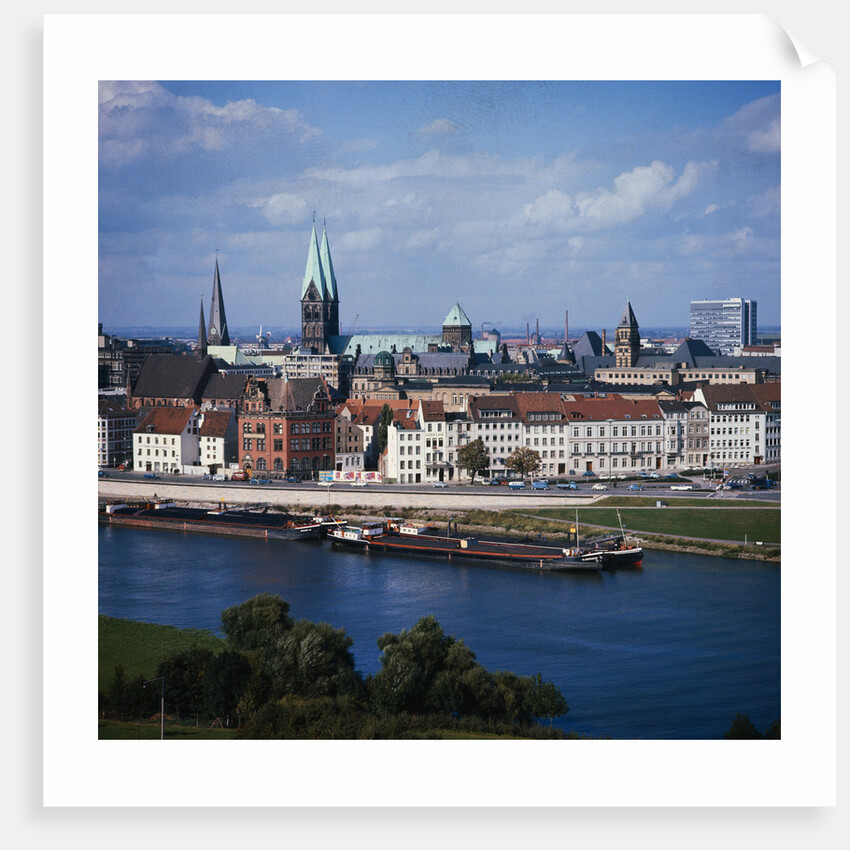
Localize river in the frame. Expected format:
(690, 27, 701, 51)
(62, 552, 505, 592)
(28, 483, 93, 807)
(98, 524, 780, 739)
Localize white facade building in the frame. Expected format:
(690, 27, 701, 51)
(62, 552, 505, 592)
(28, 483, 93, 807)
(133, 406, 201, 474)
(689, 297, 757, 355)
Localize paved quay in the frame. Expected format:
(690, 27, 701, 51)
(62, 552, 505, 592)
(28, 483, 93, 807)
(98, 480, 597, 512)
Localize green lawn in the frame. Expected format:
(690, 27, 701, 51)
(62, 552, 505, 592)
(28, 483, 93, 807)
(98, 719, 238, 740)
(525, 505, 780, 544)
(99, 616, 226, 692)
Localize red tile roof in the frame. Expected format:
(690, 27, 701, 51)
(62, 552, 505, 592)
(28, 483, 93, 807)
(135, 406, 197, 435)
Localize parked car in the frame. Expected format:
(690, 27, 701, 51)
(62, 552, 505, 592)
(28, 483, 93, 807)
(350, 480, 367, 487)
(556, 481, 578, 490)
(316, 480, 333, 487)
(97, 470, 108, 478)
(616, 473, 628, 480)
(627, 483, 644, 491)
(212, 473, 226, 481)
(285, 476, 300, 483)
(670, 484, 694, 491)
(649, 472, 660, 479)
(476, 478, 495, 485)
(591, 483, 608, 491)
(432, 481, 448, 488)
(582, 470, 596, 477)
(508, 481, 527, 490)
(143, 472, 159, 479)
(531, 480, 549, 490)
(664, 473, 678, 479)
(231, 471, 248, 481)
(251, 477, 271, 485)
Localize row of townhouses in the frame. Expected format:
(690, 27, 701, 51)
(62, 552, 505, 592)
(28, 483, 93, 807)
(99, 367, 780, 481)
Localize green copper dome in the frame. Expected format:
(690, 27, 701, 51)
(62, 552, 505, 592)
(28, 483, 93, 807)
(374, 350, 394, 367)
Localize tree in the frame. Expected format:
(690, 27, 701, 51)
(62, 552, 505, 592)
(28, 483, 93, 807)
(724, 712, 763, 739)
(221, 593, 293, 653)
(267, 619, 363, 699)
(505, 446, 541, 480)
(377, 404, 394, 453)
(456, 438, 490, 482)
(202, 650, 253, 720)
(525, 673, 568, 727)
(156, 645, 215, 717)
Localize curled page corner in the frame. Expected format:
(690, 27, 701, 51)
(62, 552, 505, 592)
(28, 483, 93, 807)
(767, 16, 823, 70)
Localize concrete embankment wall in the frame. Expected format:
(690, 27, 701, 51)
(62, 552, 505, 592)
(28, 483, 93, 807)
(98, 480, 593, 512)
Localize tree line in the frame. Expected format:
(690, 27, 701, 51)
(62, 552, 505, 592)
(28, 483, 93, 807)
(100, 593, 570, 739)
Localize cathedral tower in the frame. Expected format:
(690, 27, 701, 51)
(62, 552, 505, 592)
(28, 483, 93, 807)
(300, 222, 340, 352)
(615, 300, 641, 367)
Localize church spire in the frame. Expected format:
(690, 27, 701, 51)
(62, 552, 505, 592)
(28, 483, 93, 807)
(320, 224, 338, 303)
(301, 224, 327, 300)
(207, 257, 230, 346)
(198, 297, 208, 359)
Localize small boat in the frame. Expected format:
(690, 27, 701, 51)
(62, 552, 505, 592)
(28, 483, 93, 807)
(582, 510, 644, 568)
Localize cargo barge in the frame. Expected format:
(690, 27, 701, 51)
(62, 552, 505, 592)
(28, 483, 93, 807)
(328, 520, 605, 572)
(99, 500, 331, 541)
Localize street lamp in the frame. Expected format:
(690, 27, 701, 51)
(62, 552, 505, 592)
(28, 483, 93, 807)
(143, 676, 165, 740)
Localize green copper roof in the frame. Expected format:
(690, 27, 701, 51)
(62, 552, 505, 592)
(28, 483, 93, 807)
(443, 302, 471, 327)
(320, 227, 338, 302)
(301, 224, 327, 300)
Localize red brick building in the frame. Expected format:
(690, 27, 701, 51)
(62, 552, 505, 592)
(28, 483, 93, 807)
(237, 376, 335, 477)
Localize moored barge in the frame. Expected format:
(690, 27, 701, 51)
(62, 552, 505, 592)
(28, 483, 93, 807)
(99, 500, 325, 541)
(328, 520, 604, 572)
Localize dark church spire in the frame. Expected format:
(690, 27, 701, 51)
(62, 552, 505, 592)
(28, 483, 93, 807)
(198, 297, 208, 359)
(207, 257, 230, 346)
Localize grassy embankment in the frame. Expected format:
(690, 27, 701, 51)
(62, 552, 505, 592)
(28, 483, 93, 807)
(360, 496, 781, 562)
(98, 615, 225, 693)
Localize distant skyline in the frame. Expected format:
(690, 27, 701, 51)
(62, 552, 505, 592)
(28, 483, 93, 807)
(99, 80, 780, 333)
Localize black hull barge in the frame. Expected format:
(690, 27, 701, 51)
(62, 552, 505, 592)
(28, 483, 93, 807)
(329, 522, 603, 572)
(100, 501, 324, 541)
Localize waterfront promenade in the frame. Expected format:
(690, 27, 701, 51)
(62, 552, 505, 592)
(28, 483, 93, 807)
(97, 479, 595, 511)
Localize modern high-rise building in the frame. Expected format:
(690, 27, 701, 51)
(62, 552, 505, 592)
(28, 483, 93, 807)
(689, 298, 757, 355)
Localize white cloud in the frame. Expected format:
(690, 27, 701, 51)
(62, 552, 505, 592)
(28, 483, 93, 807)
(337, 228, 383, 253)
(416, 118, 459, 139)
(748, 118, 780, 154)
(704, 204, 719, 215)
(251, 193, 310, 226)
(750, 185, 781, 218)
(729, 226, 755, 252)
(99, 81, 321, 168)
(717, 93, 780, 155)
(523, 160, 713, 232)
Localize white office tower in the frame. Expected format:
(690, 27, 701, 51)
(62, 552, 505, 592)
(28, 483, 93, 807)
(689, 298, 757, 355)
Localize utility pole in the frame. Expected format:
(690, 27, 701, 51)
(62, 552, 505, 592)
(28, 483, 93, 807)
(144, 676, 165, 740)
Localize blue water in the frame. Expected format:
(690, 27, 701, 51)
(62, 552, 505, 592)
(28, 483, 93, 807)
(98, 525, 780, 739)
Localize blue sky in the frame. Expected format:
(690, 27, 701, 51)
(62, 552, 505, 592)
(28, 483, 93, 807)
(98, 80, 780, 335)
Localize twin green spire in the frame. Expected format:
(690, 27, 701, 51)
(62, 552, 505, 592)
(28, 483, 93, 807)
(301, 223, 338, 302)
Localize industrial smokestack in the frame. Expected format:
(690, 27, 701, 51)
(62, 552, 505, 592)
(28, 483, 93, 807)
(527, 323, 530, 345)
(536, 319, 539, 344)
(602, 329, 607, 354)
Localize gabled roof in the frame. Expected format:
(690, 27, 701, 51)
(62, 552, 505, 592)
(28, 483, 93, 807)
(201, 373, 247, 401)
(419, 400, 446, 421)
(563, 395, 662, 422)
(132, 354, 215, 400)
(670, 337, 717, 364)
(199, 410, 233, 438)
(443, 303, 472, 327)
(135, 406, 197, 435)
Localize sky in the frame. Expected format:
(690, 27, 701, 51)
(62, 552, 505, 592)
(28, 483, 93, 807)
(98, 80, 780, 336)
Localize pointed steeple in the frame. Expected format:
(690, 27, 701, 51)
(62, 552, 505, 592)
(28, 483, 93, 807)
(301, 224, 327, 300)
(320, 225, 338, 302)
(198, 297, 208, 359)
(207, 258, 230, 346)
(618, 300, 639, 329)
